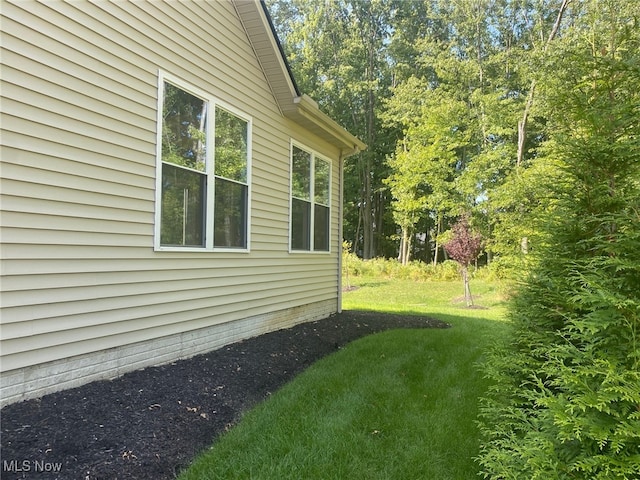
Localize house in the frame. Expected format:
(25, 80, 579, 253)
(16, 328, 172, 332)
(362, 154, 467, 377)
(0, 0, 365, 407)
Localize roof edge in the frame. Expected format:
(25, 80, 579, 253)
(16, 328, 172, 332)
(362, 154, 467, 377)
(259, 0, 301, 97)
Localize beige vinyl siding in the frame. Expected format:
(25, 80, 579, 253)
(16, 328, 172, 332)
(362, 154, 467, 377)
(0, 0, 342, 400)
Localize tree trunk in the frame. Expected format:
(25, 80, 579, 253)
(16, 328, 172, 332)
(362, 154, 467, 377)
(516, 84, 535, 167)
(432, 212, 442, 267)
(516, 0, 571, 166)
(406, 229, 413, 265)
(361, 24, 377, 260)
(399, 226, 413, 265)
(343, 247, 351, 290)
(353, 208, 362, 257)
(361, 153, 374, 259)
(463, 266, 473, 307)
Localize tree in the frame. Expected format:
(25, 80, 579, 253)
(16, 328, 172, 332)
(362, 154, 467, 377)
(384, 140, 427, 265)
(267, 0, 397, 258)
(443, 215, 483, 306)
(383, 0, 547, 265)
(516, 0, 572, 167)
(383, 77, 470, 264)
(478, 2, 640, 477)
(266, 0, 599, 265)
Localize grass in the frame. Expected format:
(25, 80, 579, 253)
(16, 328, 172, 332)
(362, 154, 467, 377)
(179, 277, 511, 479)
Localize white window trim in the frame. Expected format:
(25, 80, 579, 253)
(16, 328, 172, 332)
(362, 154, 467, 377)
(288, 140, 332, 254)
(154, 71, 252, 253)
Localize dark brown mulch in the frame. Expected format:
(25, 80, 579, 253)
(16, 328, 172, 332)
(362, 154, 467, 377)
(0, 310, 449, 480)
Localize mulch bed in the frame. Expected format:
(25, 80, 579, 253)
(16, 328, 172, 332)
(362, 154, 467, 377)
(0, 310, 449, 480)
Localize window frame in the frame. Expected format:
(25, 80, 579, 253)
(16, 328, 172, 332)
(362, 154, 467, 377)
(289, 141, 332, 254)
(154, 71, 252, 252)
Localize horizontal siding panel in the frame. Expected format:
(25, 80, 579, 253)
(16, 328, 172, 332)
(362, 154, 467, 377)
(0, 278, 338, 328)
(1, 263, 335, 294)
(0, 246, 334, 266)
(0, 245, 154, 262)
(2, 116, 154, 168)
(1, 274, 336, 328)
(0, 181, 151, 219)
(151, 1, 280, 113)
(1, 163, 152, 203)
(1, 47, 154, 121)
(2, 98, 153, 156)
(1, 284, 337, 351)
(1, 211, 151, 236)
(2, 192, 153, 226)
(3, 63, 155, 133)
(0, 244, 337, 267)
(251, 239, 290, 252)
(252, 202, 289, 223)
(0, 227, 151, 248)
(2, 3, 153, 96)
(2, 266, 335, 310)
(1, 146, 153, 191)
(2, 131, 154, 177)
(252, 160, 290, 187)
(86, 0, 278, 118)
(39, 1, 161, 74)
(1, 295, 337, 373)
(250, 224, 288, 241)
(0, 42, 153, 115)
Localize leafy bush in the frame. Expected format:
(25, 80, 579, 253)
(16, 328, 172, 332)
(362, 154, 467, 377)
(342, 254, 468, 282)
(473, 257, 516, 282)
(477, 9, 640, 479)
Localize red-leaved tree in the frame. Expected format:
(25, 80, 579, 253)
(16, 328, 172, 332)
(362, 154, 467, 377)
(444, 215, 483, 306)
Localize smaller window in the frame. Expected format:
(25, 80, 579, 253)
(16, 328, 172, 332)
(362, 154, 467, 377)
(290, 144, 331, 252)
(313, 159, 330, 251)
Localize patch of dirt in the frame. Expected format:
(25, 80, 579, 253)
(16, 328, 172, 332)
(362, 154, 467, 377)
(0, 311, 449, 480)
(451, 295, 488, 309)
(341, 285, 360, 292)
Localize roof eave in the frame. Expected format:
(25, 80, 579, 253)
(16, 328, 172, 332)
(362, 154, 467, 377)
(291, 95, 366, 157)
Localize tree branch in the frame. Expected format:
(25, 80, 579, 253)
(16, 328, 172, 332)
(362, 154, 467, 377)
(516, 0, 572, 167)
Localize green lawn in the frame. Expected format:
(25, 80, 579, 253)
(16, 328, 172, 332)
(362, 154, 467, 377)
(179, 278, 510, 479)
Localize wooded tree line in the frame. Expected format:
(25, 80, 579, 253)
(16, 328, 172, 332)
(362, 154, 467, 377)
(268, 2, 640, 478)
(266, 0, 633, 266)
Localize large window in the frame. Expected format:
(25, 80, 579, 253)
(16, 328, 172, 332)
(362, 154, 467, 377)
(156, 75, 250, 250)
(290, 144, 331, 252)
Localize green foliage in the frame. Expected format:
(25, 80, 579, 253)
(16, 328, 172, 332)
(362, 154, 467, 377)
(383, 78, 472, 263)
(266, 0, 591, 261)
(214, 106, 248, 182)
(478, 3, 640, 478)
(343, 254, 474, 282)
(162, 82, 207, 171)
(474, 256, 522, 283)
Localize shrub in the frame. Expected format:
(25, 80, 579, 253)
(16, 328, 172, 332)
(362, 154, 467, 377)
(477, 9, 640, 479)
(342, 255, 472, 283)
(474, 256, 522, 282)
